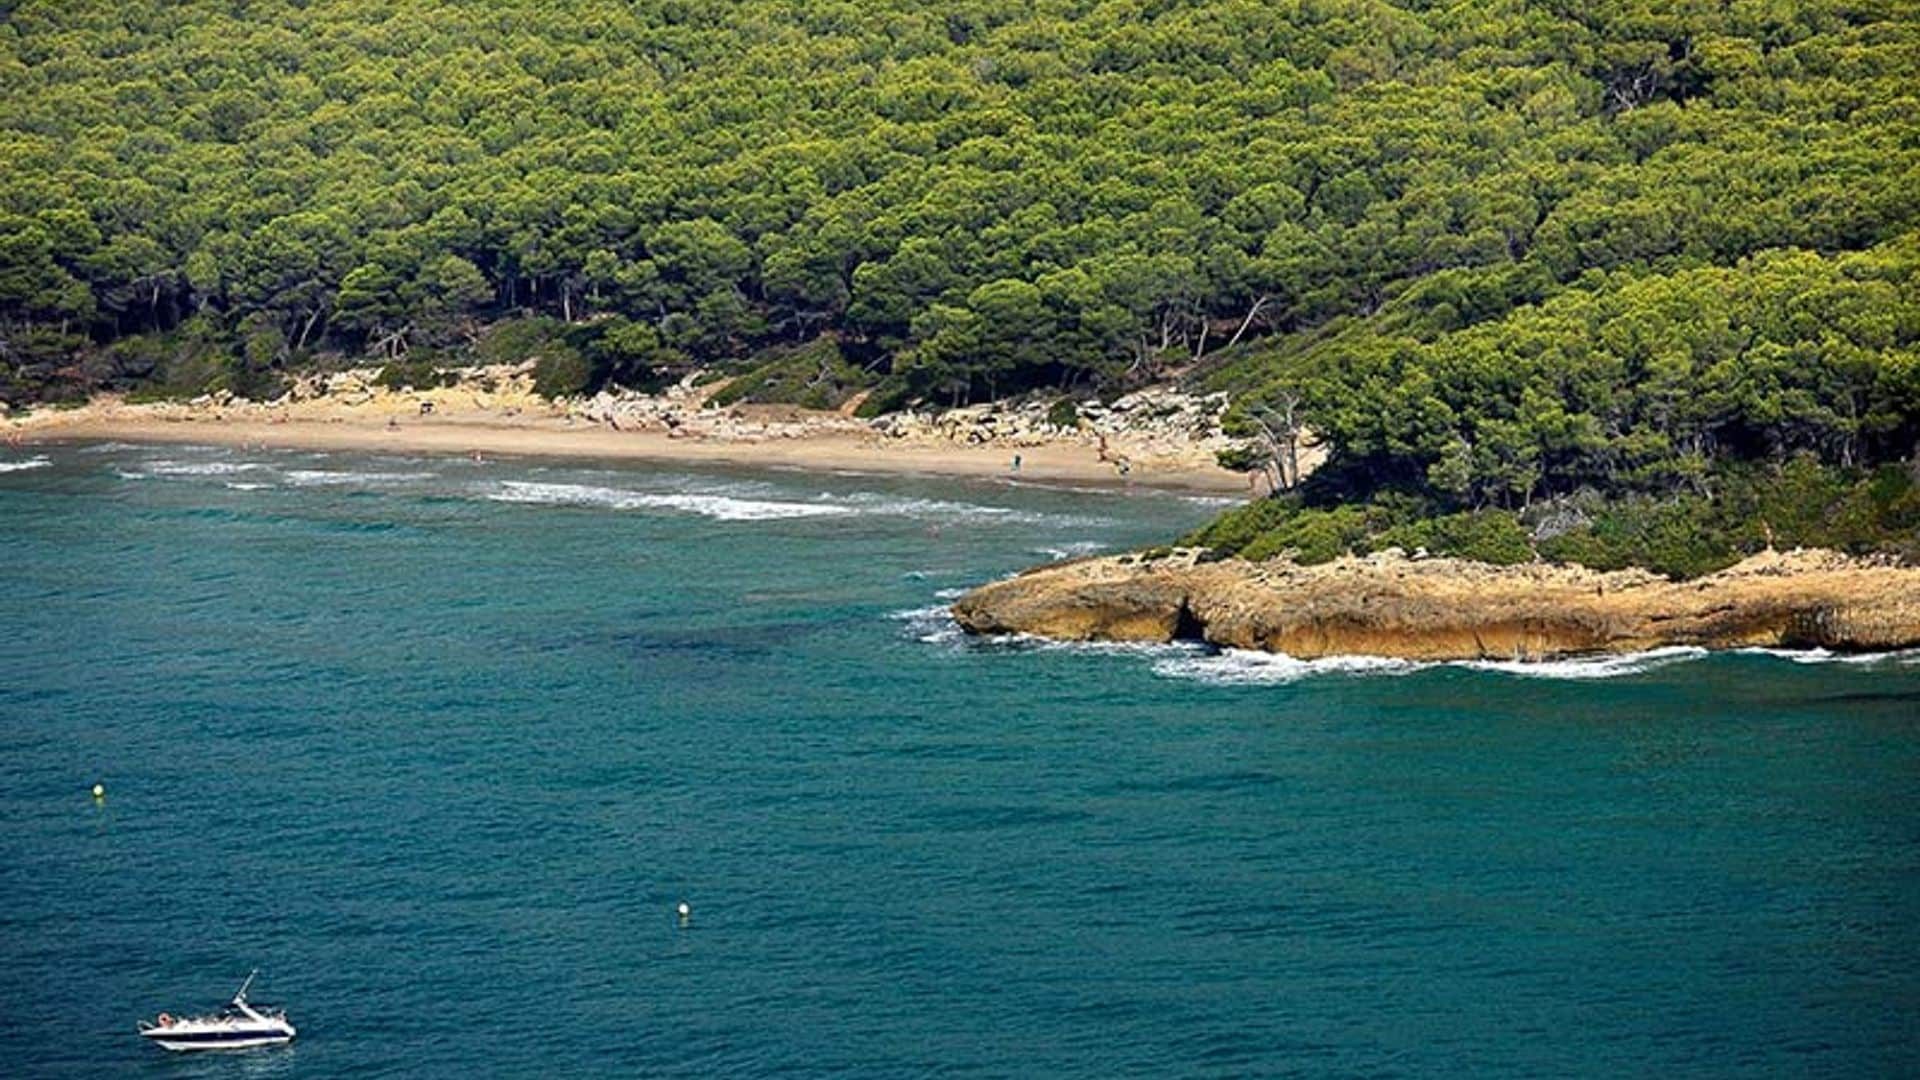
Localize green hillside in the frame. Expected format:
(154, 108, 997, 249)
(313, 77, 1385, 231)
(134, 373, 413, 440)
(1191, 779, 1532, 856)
(3, 0, 1917, 567)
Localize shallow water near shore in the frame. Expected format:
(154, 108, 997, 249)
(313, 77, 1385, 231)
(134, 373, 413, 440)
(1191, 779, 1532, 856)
(3, 443, 1918, 1077)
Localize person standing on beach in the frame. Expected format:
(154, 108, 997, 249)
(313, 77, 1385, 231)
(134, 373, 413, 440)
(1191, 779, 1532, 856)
(1011, 453, 1021, 473)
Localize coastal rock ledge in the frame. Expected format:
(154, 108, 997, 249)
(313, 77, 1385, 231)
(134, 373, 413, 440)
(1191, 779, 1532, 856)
(951, 548, 1920, 661)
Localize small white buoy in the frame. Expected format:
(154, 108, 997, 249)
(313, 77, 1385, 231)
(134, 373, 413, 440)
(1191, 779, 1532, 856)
(91, 782, 105, 800)
(677, 901, 691, 924)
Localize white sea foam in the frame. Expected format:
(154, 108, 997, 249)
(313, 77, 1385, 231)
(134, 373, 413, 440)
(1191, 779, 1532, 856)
(1737, 646, 1920, 667)
(0, 456, 51, 473)
(143, 459, 265, 476)
(1456, 645, 1708, 680)
(1032, 540, 1107, 561)
(888, 603, 967, 644)
(489, 480, 855, 521)
(284, 469, 434, 486)
(933, 587, 968, 600)
(822, 492, 1014, 518)
(1153, 648, 1418, 684)
(1154, 645, 1715, 684)
(817, 491, 1108, 527)
(224, 482, 271, 491)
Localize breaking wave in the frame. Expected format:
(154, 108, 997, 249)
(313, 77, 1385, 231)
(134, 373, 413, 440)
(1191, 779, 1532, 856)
(1031, 540, 1107, 561)
(888, 603, 966, 645)
(1456, 646, 1709, 680)
(1152, 649, 1417, 684)
(825, 492, 1013, 517)
(486, 480, 1102, 524)
(818, 491, 1099, 525)
(284, 469, 435, 486)
(1737, 646, 1920, 667)
(489, 480, 855, 521)
(0, 456, 51, 473)
(912, 621, 1782, 685)
(140, 459, 267, 477)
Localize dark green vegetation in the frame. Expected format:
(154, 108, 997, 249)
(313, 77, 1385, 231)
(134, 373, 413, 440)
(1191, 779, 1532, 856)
(1204, 237, 1920, 573)
(1187, 457, 1920, 577)
(2, 0, 1917, 571)
(709, 337, 877, 411)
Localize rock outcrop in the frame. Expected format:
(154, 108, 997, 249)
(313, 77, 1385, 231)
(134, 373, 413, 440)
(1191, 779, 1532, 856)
(570, 381, 1269, 470)
(952, 548, 1920, 660)
(870, 387, 1243, 456)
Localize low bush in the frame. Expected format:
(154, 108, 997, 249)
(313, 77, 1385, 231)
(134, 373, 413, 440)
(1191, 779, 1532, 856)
(532, 347, 593, 398)
(1239, 505, 1374, 563)
(1181, 495, 1301, 555)
(477, 317, 568, 366)
(711, 338, 873, 410)
(374, 358, 457, 391)
(852, 374, 915, 418)
(1376, 510, 1535, 565)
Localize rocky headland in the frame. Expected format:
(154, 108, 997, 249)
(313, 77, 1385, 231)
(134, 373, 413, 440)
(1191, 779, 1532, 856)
(952, 547, 1920, 660)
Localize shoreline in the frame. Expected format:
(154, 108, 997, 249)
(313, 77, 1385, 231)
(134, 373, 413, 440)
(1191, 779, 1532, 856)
(15, 411, 1251, 495)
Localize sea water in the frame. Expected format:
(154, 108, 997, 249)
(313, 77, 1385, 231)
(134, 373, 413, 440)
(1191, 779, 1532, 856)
(1, 443, 1916, 1077)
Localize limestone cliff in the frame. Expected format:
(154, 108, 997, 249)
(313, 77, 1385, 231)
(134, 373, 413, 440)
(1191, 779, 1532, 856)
(951, 548, 1920, 660)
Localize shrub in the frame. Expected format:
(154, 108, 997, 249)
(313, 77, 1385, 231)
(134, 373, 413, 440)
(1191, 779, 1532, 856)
(1046, 397, 1080, 430)
(1536, 495, 1739, 578)
(206, 358, 286, 402)
(711, 338, 873, 410)
(374, 358, 456, 391)
(1180, 495, 1300, 554)
(1376, 510, 1535, 564)
(477, 317, 568, 366)
(853, 374, 915, 418)
(532, 348, 593, 398)
(1239, 505, 1373, 564)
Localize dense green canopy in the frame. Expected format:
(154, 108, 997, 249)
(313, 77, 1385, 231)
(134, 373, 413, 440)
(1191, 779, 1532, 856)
(2, 0, 1917, 537)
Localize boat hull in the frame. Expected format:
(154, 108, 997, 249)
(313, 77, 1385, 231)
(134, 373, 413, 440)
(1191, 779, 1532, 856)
(141, 1027, 295, 1052)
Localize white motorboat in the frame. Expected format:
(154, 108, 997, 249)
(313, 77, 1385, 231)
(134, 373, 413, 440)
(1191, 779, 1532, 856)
(138, 971, 296, 1051)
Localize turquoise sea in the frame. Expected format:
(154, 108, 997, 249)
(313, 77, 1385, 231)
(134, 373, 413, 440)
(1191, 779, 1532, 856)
(2, 442, 1917, 1077)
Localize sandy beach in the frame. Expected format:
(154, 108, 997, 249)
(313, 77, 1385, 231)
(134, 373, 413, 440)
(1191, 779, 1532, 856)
(21, 413, 1240, 491)
(8, 372, 1253, 495)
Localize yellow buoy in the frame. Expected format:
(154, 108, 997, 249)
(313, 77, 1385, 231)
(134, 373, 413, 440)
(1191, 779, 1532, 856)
(91, 782, 105, 799)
